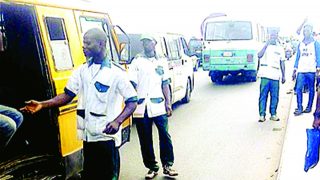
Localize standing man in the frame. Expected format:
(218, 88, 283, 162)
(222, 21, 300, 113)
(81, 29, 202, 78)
(0, 104, 23, 148)
(129, 34, 178, 179)
(292, 23, 320, 116)
(257, 29, 286, 122)
(20, 28, 137, 180)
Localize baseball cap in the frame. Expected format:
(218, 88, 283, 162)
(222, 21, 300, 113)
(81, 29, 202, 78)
(140, 34, 157, 44)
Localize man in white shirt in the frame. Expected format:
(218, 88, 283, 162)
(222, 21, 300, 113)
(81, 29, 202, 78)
(257, 29, 286, 122)
(292, 23, 320, 116)
(20, 28, 138, 180)
(129, 34, 178, 179)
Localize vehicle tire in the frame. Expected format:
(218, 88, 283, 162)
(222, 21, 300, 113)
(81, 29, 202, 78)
(210, 74, 222, 82)
(215, 75, 223, 83)
(251, 76, 257, 82)
(211, 75, 216, 83)
(182, 79, 191, 103)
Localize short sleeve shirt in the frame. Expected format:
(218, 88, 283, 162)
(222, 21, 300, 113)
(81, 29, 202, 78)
(65, 58, 137, 146)
(128, 54, 170, 118)
(258, 44, 285, 80)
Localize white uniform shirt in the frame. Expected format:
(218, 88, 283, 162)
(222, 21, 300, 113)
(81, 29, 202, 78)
(296, 42, 317, 73)
(129, 54, 170, 118)
(258, 44, 285, 80)
(65, 58, 137, 146)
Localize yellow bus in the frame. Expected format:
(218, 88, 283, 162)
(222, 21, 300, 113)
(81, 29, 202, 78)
(0, 0, 131, 179)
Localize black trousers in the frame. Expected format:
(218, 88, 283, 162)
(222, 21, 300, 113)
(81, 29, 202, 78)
(134, 113, 174, 172)
(82, 140, 120, 180)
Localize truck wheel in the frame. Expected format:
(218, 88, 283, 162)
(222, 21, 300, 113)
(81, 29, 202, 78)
(211, 75, 216, 83)
(251, 76, 257, 82)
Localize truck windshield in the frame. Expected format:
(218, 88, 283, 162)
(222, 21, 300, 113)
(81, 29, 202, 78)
(188, 39, 202, 53)
(205, 21, 252, 41)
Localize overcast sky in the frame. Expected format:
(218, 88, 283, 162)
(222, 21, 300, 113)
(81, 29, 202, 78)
(90, 0, 319, 38)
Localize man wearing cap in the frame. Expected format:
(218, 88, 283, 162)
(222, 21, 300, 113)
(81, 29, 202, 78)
(292, 23, 320, 116)
(257, 29, 286, 122)
(128, 34, 178, 179)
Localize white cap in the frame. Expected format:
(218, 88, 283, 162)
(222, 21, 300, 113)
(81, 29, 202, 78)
(140, 34, 157, 44)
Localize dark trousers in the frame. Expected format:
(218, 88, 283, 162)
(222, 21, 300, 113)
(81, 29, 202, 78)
(259, 78, 280, 116)
(83, 140, 120, 180)
(134, 113, 174, 172)
(296, 72, 316, 111)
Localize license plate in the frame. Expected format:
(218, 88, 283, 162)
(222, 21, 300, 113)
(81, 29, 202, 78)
(223, 52, 233, 57)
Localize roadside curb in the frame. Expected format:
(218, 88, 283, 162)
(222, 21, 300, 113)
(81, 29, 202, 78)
(276, 91, 294, 180)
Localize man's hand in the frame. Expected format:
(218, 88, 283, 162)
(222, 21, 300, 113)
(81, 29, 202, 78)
(20, 100, 42, 114)
(165, 103, 172, 117)
(282, 77, 286, 84)
(313, 116, 320, 129)
(103, 121, 120, 135)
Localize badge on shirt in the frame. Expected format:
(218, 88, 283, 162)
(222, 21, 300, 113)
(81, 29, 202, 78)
(155, 66, 164, 76)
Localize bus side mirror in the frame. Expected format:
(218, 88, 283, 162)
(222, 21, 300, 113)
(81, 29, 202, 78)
(119, 42, 130, 64)
(113, 25, 131, 64)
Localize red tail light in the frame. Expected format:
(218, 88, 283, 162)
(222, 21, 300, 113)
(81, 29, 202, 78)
(247, 54, 253, 62)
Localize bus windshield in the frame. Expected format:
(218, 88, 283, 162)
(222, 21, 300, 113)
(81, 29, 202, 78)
(205, 21, 252, 41)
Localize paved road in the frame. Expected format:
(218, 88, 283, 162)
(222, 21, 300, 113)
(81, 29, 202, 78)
(119, 61, 294, 180)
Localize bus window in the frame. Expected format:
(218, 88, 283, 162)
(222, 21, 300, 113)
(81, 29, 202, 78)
(205, 21, 252, 41)
(45, 17, 74, 70)
(79, 16, 119, 63)
(167, 38, 180, 60)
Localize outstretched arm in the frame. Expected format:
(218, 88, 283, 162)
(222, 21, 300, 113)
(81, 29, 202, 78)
(20, 93, 73, 114)
(296, 17, 308, 35)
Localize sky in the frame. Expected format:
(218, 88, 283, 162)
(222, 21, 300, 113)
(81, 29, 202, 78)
(89, 0, 320, 39)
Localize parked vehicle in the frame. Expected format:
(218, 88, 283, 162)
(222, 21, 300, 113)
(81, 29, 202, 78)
(122, 33, 195, 105)
(0, 0, 131, 179)
(188, 37, 203, 70)
(201, 14, 267, 82)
